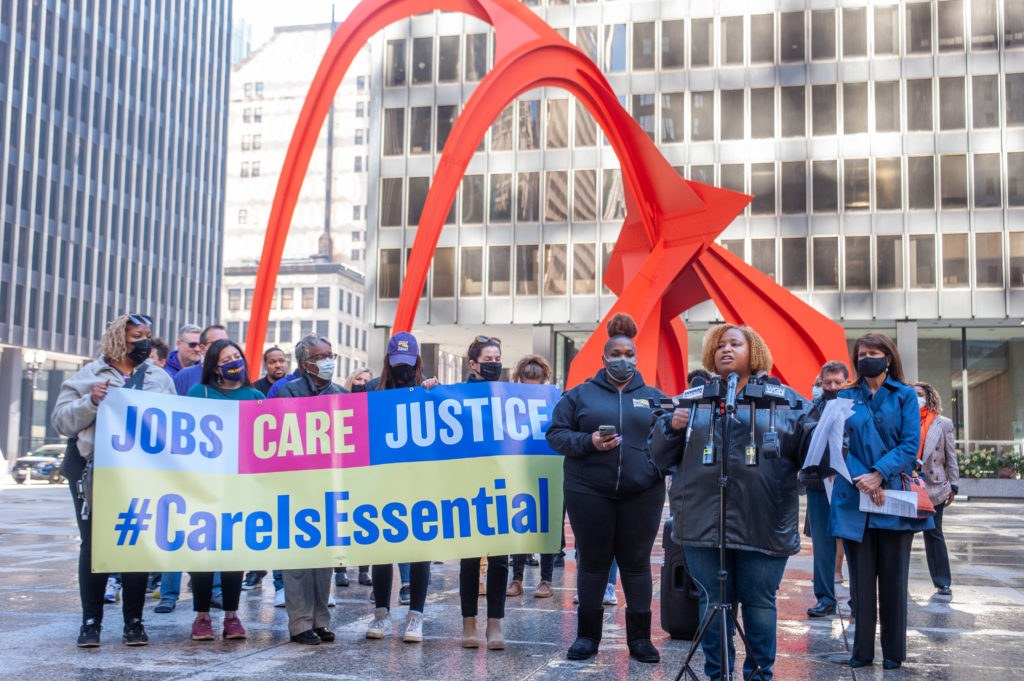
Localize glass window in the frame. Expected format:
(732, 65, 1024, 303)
(547, 99, 568, 148)
(385, 39, 406, 87)
(813, 236, 838, 289)
(720, 90, 744, 140)
(750, 14, 774, 63)
(436, 105, 456, 152)
(813, 160, 838, 212)
(910, 234, 936, 287)
(906, 2, 932, 54)
(876, 235, 904, 289)
(379, 248, 401, 298)
(908, 156, 935, 209)
(875, 6, 899, 55)
(719, 164, 744, 195)
(279, 322, 292, 343)
(662, 20, 685, 69)
(518, 100, 540, 150)
(1008, 0, 1024, 48)
(407, 177, 429, 225)
(782, 237, 807, 289)
(691, 18, 712, 67)
(575, 103, 597, 147)
(722, 239, 745, 260)
(1008, 74, 1024, 126)
(489, 245, 511, 296)
(972, 0, 998, 50)
(844, 158, 870, 211)
(846, 236, 871, 289)
(465, 34, 487, 82)
(383, 108, 404, 156)
(490, 173, 512, 223)
(751, 239, 776, 280)
(280, 288, 294, 309)
(843, 8, 867, 57)
(811, 10, 835, 60)
(751, 162, 775, 215)
(976, 233, 1003, 287)
(750, 88, 774, 138)
(633, 22, 655, 70)
(907, 79, 933, 131)
(516, 244, 539, 295)
(1012, 153, 1024, 206)
(602, 169, 626, 221)
(662, 92, 685, 143)
(942, 233, 969, 288)
(1010, 233, 1024, 286)
(843, 83, 868, 134)
(576, 26, 598, 61)
(606, 24, 626, 72)
(543, 244, 567, 295)
(940, 155, 968, 209)
(491, 104, 513, 151)
(782, 161, 806, 214)
(875, 81, 900, 132)
(316, 287, 330, 309)
(409, 106, 431, 154)
(691, 165, 714, 184)
(812, 85, 837, 136)
(691, 91, 714, 141)
(462, 175, 483, 224)
(973, 75, 1000, 128)
(461, 247, 483, 296)
(228, 289, 241, 311)
(937, 0, 964, 52)
(545, 171, 568, 223)
(974, 153, 1002, 208)
(517, 172, 540, 222)
(574, 169, 597, 222)
(381, 178, 403, 226)
(572, 243, 597, 294)
(438, 36, 459, 82)
(722, 16, 744, 65)
(412, 37, 432, 85)
(432, 247, 455, 298)
(939, 77, 966, 129)
(780, 12, 805, 62)
(781, 86, 806, 137)
(632, 94, 656, 140)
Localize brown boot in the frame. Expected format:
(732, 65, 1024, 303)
(485, 618, 505, 650)
(506, 579, 524, 597)
(534, 581, 553, 598)
(462, 617, 479, 648)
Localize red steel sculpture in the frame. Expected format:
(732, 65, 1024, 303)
(246, 0, 848, 396)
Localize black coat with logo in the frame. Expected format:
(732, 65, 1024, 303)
(546, 369, 666, 498)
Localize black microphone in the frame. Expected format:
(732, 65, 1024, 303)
(724, 372, 739, 413)
(644, 375, 709, 410)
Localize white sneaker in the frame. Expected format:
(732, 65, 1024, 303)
(327, 591, 336, 607)
(366, 608, 392, 639)
(274, 588, 286, 607)
(602, 583, 618, 605)
(104, 577, 121, 603)
(403, 611, 424, 643)
(573, 592, 579, 604)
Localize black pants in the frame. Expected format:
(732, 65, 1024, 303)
(65, 448, 147, 625)
(373, 562, 429, 612)
(190, 571, 243, 612)
(511, 552, 555, 582)
(922, 504, 951, 588)
(459, 555, 508, 618)
(564, 482, 664, 612)
(845, 528, 914, 663)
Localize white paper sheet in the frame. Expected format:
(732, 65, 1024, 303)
(802, 397, 854, 483)
(858, 489, 919, 518)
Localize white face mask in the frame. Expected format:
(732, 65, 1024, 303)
(917, 395, 927, 410)
(309, 358, 336, 381)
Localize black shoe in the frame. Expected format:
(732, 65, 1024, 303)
(627, 639, 660, 663)
(145, 574, 161, 593)
(242, 571, 265, 590)
(936, 586, 952, 597)
(526, 554, 539, 566)
(850, 658, 873, 668)
(553, 554, 565, 568)
(807, 603, 836, 618)
(399, 584, 411, 605)
(154, 598, 176, 613)
(123, 617, 149, 646)
(314, 626, 335, 642)
(290, 629, 321, 645)
(209, 595, 224, 610)
(567, 637, 600, 660)
(625, 610, 659, 663)
(358, 571, 373, 586)
(883, 659, 902, 670)
(335, 571, 349, 587)
(77, 619, 102, 648)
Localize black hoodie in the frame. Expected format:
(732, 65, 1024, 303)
(546, 368, 666, 498)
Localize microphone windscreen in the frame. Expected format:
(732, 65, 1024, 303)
(688, 376, 707, 389)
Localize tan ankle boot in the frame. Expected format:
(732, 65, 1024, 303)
(506, 579, 523, 597)
(486, 618, 505, 650)
(462, 616, 479, 648)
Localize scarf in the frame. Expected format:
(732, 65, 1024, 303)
(918, 407, 937, 460)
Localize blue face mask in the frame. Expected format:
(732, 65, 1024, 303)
(812, 386, 823, 400)
(219, 358, 246, 381)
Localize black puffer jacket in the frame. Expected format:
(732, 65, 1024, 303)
(274, 372, 348, 398)
(649, 384, 812, 557)
(546, 369, 666, 498)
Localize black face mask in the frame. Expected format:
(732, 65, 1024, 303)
(391, 364, 415, 386)
(350, 383, 367, 393)
(822, 389, 840, 401)
(857, 356, 889, 379)
(477, 361, 502, 382)
(128, 339, 152, 365)
(604, 357, 636, 384)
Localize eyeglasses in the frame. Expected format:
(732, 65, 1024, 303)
(186, 342, 201, 349)
(128, 314, 152, 326)
(308, 353, 338, 362)
(473, 335, 501, 346)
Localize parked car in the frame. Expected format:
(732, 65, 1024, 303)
(11, 444, 67, 484)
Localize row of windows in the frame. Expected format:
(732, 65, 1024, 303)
(242, 82, 264, 98)
(379, 152, 1024, 228)
(226, 320, 369, 355)
(241, 134, 262, 151)
(383, 2, 1024, 87)
(227, 287, 363, 316)
(377, 231, 1024, 300)
(242, 108, 262, 124)
(382, 74, 1023, 157)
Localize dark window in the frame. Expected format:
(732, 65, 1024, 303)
(385, 39, 406, 87)
(812, 85, 837, 135)
(662, 20, 685, 69)
(408, 177, 429, 226)
(750, 88, 774, 138)
(876, 236, 904, 289)
(691, 91, 714, 141)
(780, 12, 805, 62)
(974, 153, 1002, 208)
(317, 287, 330, 309)
(906, 2, 932, 54)
(940, 154, 968, 209)
(782, 237, 807, 288)
(750, 14, 774, 63)
(720, 90, 744, 139)
(942, 233, 969, 288)
(462, 175, 484, 223)
(722, 16, 744, 65)
(409, 107, 431, 154)
(691, 18, 712, 67)
(811, 10, 835, 60)
(845, 236, 871, 290)
(875, 6, 899, 55)
(812, 160, 838, 212)
(910, 235, 936, 287)
(813, 237, 838, 289)
(939, 77, 966, 129)
(465, 34, 487, 82)
(436, 105, 456, 153)
(380, 178, 403, 227)
(633, 22, 655, 70)
(383, 108, 404, 156)
(907, 79, 933, 131)
(751, 239, 776, 281)
(750, 163, 775, 215)
(976, 232, 1003, 287)
(432, 247, 454, 298)
(908, 156, 935, 209)
(875, 81, 900, 132)
(412, 37, 432, 85)
(438, 36, 459, 82)
(972, 0, 998, 50)
(844, 159, 870, 211)
(781, 161, 806, 214)
(973, 75, 999, 127)
(843, 83, 868, 134)
(1008, 73, 1024, 126)
(843, 8, 867, 57)
(379, 249, 401, 298)
(937, 0, 965, 52)
(781, 86, 805, 137)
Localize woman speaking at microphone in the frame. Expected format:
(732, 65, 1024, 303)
(649, 324, 811, 681)
(546, 313, 666, 663)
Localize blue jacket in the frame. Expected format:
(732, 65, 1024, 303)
(163, 350, 185, 377)
(173, 364, 202, 396)
(829, 376, 933, 541)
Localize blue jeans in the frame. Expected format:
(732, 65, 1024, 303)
(398, 562, 410, 584)
(607, 557, 618, 585)
(273, 570, 284, 591)
(806, 489, 837, 608)
(684, 547, 788, 681)
(160, 572, 222, 601)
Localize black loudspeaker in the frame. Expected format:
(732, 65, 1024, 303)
(660, 517, 700, 640)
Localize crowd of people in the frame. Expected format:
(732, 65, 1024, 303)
(52, 311, 956, 676)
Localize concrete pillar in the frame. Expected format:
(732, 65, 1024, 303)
(367, 326, 389, 377)
(532, 324, 553, 363)
(0, 349, 23, 468)
(896, 321, 919, 382)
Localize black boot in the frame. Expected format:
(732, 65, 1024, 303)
(625, 610, 660, 663)
(567, 607, 604, 660)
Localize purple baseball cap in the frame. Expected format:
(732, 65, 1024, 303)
(387, 332, 419, 365)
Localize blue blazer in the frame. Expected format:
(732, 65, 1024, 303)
(830, 376, 933, 541)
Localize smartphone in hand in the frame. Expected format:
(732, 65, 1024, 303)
(598, 425, 616, 437)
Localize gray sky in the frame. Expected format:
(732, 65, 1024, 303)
(235, 0, 361, 49)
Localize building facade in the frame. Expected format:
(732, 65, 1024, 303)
(0, 0, 231, 463)
(365, 0, 1024, 450)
